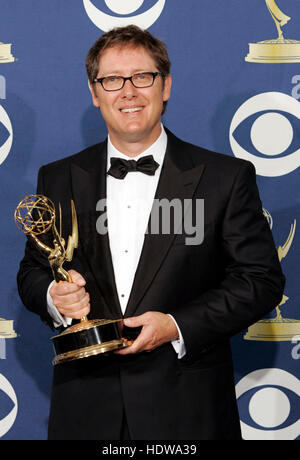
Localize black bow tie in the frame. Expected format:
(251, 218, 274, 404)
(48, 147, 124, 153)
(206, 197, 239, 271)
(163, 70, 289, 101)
(107, 155, 159, 180)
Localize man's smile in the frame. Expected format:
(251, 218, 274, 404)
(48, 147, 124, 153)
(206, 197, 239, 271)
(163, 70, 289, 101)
(119, 106, 144, 113)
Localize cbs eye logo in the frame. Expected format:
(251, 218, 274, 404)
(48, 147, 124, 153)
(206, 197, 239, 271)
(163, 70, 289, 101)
(0, 373, 18, 438)
(83, 0, 166, 31)
(0, 104, 13, 166)
(236, 368, 300, 440)
(230, 92, 300, 177)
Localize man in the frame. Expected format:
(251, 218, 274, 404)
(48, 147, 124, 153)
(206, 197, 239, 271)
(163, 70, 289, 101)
(17, 25, 285, 440)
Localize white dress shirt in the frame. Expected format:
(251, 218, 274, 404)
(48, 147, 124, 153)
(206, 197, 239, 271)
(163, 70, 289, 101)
(47, 126, 186, 358)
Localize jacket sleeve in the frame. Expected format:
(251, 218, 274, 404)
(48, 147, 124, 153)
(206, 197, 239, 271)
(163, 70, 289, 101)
(17, 166, 55, 328)
(170, 161, 285, 361)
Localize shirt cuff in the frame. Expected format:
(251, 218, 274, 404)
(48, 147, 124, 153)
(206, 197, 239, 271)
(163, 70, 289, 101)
(167, 314, 186, 359)
(47, 280, 72, 328)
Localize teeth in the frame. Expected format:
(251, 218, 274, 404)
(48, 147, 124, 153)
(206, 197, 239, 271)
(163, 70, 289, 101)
(120, 107, 143, 113)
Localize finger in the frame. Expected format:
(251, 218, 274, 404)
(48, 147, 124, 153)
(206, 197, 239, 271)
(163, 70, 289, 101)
(115, 327, 151, 355)
(54, 291, 89, 309)
(57, 293, 90, 318)
(59, 305, 90, 320)
(50, 281, 82, 297)
(55, 288, 89, 306)
(115, 341, 140, 355)
(123, 313, 150, 328)
(68, 269, 86, 287)
(50, 285, 88, 306)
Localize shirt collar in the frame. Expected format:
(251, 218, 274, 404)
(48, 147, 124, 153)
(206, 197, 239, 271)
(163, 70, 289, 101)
(107, 125, 167, 172)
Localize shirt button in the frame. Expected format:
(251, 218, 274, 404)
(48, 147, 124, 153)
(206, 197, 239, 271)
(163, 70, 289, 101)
(125, 250, 128, 253)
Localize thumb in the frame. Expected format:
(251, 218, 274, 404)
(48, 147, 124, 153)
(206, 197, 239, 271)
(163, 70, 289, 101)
(123, 314, 146, 328)
(68, 269, 86, 287)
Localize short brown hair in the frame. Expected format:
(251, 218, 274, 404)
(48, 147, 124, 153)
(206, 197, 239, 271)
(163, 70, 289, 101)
(86, 25, 171, 113)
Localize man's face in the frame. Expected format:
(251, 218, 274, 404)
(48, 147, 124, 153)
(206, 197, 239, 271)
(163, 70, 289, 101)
(90, 45, 171, 151)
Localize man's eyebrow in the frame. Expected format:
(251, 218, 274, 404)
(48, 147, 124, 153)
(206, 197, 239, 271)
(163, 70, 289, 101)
(99, 69, 155, 77)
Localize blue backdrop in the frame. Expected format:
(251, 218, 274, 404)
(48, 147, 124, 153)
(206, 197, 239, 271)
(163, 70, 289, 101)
(0, 0, 299, 440)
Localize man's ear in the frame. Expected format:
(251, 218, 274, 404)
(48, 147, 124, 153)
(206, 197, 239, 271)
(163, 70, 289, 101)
(162, 74, 172, 102)
(88, 80, 100, 108)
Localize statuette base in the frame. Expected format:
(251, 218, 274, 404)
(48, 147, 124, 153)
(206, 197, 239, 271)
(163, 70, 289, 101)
(0, 43, 15, 63)
(0, 318, 17, 338)
(51, 318, 129, 365)
(52, 339, 128, 365)
(246, 39, 300, 63)
(244, 318, 300, 341)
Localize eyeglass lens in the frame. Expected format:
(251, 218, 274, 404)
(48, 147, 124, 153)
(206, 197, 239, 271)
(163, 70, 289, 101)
(102, 72, 155, 90)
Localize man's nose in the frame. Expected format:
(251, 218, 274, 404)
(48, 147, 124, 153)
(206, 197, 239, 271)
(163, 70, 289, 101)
(121, 79, 138, 98)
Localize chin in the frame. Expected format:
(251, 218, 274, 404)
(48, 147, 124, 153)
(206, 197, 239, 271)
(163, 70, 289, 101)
(122, 123, 145, 137)
(123, 131, 145, 143)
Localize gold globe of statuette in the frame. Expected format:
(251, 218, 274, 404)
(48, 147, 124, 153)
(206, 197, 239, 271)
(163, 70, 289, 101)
(14, 194, 56, 236)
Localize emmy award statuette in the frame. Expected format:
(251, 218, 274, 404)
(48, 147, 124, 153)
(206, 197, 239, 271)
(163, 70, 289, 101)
(245, 0, 300, 63)
(244, 210, 300, 341)
(15, 195, 129, 365)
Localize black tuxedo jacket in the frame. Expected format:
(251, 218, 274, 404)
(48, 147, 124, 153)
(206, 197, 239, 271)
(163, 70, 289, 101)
(17, 128, 285, 440)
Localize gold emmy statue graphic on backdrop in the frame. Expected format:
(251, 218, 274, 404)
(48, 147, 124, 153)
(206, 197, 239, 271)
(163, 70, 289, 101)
(0, 41, 15, 63)
(245, 0, 300, 63)
(15, 195, 129, 365)
(244, 210, 300, 341)
(0, 318, 17, 338)
(0, 317, 17, 360)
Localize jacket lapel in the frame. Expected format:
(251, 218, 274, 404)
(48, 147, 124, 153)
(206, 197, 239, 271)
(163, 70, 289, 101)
(125, 132, 205, 317)
(70, 142, 123, 319)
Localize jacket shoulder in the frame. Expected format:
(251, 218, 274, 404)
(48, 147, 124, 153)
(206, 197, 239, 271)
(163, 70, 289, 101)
(39, 141, 106, 175)
(166, 128, 255, 176)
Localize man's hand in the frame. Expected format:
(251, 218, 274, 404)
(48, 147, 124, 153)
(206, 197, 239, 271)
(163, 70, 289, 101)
(49, 269, 90, 319)
(115, 311, 179, 355)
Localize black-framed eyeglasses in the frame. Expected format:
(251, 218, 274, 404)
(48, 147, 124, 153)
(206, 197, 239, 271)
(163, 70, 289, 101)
(93, 72, 163, 92)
